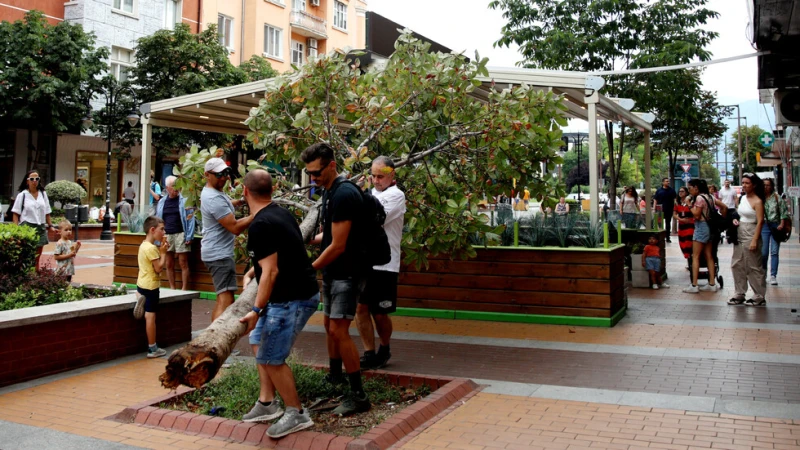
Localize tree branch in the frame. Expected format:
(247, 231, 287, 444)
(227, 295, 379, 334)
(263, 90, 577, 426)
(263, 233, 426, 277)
(395, 131, 484, 169)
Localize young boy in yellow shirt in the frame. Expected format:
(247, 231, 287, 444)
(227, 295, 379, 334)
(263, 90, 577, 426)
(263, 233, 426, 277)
(134, 216, 170, 358)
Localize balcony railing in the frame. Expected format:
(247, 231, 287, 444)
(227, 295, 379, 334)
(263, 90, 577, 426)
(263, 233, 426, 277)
(290, 9, 327, 38)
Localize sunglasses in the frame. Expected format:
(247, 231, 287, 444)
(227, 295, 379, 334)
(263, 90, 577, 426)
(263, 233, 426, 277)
(304, 167, 325, 177)
(211, 170, 230, 178)
(28, 177, 40, 182)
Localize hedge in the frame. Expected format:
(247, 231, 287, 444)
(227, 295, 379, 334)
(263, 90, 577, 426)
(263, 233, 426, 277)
(0, 223, 38, 274)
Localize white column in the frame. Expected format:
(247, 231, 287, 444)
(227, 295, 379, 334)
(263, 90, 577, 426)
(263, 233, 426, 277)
(139, 118, 153, 216)
(586, 92, 600, 224)
(644, 131, 652, 228)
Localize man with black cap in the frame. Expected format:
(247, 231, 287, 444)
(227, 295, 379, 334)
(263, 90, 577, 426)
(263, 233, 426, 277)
(201, 157, 253, 321)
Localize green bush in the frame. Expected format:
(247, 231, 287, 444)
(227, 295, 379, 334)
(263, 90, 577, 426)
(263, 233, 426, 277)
(0, 223, 38, 274)
(45, 180, 87, 205)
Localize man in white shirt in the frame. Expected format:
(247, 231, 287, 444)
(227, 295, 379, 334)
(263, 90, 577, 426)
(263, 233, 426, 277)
(356, 156, 406, 370)
(719, 179, 738, 210)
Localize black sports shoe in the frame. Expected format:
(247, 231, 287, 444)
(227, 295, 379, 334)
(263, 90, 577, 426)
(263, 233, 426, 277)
(360, 351, 378, 370)
(332, 392, 371, 416)
(324, 373, 346, 387)
(373, 350, 391, 369)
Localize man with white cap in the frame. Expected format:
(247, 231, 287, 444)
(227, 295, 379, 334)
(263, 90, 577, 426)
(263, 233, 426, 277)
(201, 157, 253, 321)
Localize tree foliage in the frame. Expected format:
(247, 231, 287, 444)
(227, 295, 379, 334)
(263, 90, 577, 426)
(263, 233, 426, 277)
(245, 32, 567, 267)
(110, 24, 278, 159)
(726, 125, 767, 184)
(490, 0, 721, 206)
(0, 10, 108, 165)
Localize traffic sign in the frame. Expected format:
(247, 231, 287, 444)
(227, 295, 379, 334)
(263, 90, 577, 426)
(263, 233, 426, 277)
(720, 170, 727, 178)
(681, 164, 692, 173)
(758, 131, 775, 148)
(788, 186, 800, 198)
(681, 173, 691, 183)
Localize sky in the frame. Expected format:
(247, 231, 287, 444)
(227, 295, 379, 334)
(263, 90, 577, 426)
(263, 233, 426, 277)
(366, 0, 776, 143)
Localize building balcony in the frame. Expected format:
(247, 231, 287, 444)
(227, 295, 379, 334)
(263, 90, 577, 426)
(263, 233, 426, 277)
(289, 9, 328, 40)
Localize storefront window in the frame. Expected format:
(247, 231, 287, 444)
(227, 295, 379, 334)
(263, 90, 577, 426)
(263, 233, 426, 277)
(76, 151, 119, 208)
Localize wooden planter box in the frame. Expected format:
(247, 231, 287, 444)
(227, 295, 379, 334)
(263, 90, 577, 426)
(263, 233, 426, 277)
(113, 232, 247, 295)
(0, 289, 195, 387)
(398, 245, 626, 327)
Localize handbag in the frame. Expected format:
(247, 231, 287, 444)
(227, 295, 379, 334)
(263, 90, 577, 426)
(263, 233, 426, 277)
(771, 220, 792, 243)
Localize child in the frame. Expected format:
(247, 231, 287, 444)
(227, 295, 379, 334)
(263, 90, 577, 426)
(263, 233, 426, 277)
(643, 234, 669, 290)
(135, 216, 170, 358)
(53, 219, 81, 281)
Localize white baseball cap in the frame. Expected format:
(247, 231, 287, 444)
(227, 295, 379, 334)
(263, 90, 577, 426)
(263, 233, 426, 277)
(205, 157, 229, 174)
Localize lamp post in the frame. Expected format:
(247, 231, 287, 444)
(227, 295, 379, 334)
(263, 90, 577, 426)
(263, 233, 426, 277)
(82, 84, 139, 241)
(572, 134, 588, 201)
(722, 105, 743, 183)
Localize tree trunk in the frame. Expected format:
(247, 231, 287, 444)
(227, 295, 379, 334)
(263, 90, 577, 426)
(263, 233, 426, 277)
(159, 202, 322, 389)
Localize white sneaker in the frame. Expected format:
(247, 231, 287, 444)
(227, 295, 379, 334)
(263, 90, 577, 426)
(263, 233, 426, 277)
(683, 285, 699, 293)
(652, 284, 659, 290)
(659, 283, 670, 288)
(700, 284, 718, 292)
(769, 276, 778, 285)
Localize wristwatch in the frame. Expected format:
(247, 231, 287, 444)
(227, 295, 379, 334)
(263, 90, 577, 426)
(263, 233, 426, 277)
(252, 305, 267, 317)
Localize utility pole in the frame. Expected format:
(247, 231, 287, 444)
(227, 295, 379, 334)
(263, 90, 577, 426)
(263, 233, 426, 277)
(723, 105, 743, 183)
(743, 117, 749, 170)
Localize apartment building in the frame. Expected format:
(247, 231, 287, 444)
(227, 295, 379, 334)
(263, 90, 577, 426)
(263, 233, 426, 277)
(201, 0, 367, 73)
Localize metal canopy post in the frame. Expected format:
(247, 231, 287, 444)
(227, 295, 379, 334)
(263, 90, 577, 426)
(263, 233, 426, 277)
(139, 117, 153, 216)
(644, 131, 653, 228)
(586, 91, 600, 224)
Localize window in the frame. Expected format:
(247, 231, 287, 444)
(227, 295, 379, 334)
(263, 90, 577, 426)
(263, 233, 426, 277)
(333, 1, 347, 30)
(291, 41, 304, 65)
(218, 14, 233, 49)
(292, 0, 306, 10)
(164, 0, 181, 30)
(113, 0, 135, 14)
(110, 47, 134, 82)
(264, 25, 282, 59)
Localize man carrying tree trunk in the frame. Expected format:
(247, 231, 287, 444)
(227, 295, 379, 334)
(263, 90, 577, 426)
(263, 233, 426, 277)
(201, 157, 253, 321)
(238, 169, 320, 438)
(357, 156, 406, 370)
(302, 143, 371, 416)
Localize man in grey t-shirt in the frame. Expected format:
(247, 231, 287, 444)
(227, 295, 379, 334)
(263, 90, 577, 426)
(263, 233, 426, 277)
(201, 157, 253, 321)
(123, 181, 136, 203)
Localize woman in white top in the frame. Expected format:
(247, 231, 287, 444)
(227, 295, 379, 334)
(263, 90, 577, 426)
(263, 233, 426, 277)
(727, 173, 767, 306)
(619, 187, 640, 228)
(11, 170, 53, 270)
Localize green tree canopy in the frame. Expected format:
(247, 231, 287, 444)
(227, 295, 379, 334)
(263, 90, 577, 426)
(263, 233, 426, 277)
(245, 32, 567, 267)
(490, 0, 721, 206)
(0, 10, 109, 167)
(726, 125, 767, 184)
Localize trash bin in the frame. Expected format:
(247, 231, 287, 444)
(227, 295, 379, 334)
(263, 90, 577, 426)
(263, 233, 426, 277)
(78, 205, 89, 223)
(65, 204, 78, 222)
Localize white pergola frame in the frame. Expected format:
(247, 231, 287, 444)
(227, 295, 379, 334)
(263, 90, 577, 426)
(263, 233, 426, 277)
(138, 66, 655, 225)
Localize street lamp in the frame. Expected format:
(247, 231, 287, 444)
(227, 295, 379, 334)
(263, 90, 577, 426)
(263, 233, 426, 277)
(571, 133, 588, 200)
(82, 83, 139, 241)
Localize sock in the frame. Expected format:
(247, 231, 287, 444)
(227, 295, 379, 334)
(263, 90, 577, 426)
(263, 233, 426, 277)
(329, 358, 343, 377)
(258, 400, 272, 407)
(148, 344, 157, 352)
(378, 345, 390, 356)
(348, 371, 364, 396)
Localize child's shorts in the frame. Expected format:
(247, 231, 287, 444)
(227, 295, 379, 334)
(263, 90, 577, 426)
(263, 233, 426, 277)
(645, 256, 661, 272)
(137, 286, 160, 313)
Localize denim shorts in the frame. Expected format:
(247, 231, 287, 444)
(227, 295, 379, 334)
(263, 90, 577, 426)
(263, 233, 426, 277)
(645, 256, 661, 272)
(255, 293, 320, 366)
(693, 221, 710, 244)
(322, 277, 366, 320)
(203, 258, 238, 294)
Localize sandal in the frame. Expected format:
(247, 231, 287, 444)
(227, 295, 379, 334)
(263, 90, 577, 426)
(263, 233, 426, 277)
(727, 298, 745, 305)
(744, 298, 766, 306)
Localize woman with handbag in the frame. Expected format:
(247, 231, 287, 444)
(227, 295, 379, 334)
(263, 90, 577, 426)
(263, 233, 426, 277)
(761, 178, 791, 286)
(11, 170, 53, 270)
(620, 187, 640, 229)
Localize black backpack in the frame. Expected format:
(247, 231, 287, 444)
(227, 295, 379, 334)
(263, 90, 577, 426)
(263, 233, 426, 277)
(327, 178, 392, 268)
(700, 194, 727, 234)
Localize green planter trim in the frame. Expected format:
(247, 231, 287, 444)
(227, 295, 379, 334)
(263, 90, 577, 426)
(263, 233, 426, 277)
(482, 244, 625, 252)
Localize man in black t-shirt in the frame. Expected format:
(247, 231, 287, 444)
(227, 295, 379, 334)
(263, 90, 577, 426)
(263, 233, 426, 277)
(238, 169, 320, 439)
(301, 142, 370, 416)
(654, 177, 678, 242)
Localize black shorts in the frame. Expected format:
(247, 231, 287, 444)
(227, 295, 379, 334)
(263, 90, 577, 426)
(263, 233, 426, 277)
(137, 286, 160, 313)
(360, 269, 398, 314)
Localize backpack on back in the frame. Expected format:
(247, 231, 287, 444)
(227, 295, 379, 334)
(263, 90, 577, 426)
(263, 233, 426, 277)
(700, 194, 727, 235)
(329, 179, 392, 268)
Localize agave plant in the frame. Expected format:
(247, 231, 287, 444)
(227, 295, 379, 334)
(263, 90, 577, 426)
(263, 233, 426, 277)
(575, 220, 604, 248)
(547, 213, 578, 248)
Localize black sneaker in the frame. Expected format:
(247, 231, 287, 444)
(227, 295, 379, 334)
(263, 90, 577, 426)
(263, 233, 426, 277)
(332, 392, 370, 416)
(360, 352, 380, 370)
(324, 373, 346, 387)
(373, 350, 391, 369)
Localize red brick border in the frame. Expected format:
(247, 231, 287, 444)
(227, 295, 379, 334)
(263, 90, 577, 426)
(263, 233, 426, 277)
(115, 371, 478, 449)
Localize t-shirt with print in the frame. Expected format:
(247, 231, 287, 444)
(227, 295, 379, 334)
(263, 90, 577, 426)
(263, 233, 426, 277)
(321, 177, 363, 279)
(643, 244, 660, 258)
(200, 186, 235, 262)
(54, 239, 76, 276)
(693, 194, 709, 221)
(137, 241, 161, 290)
(247, 203, 318, 303)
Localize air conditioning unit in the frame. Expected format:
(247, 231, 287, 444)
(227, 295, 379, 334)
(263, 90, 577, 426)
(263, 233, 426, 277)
(774, 89, 800, 126)
(306, 38, 318, 49)
(308, 48, 318, 58)
(310, 0, 319, 6)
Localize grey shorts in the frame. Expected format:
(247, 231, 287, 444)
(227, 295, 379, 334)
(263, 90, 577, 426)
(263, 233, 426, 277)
(203, 258, 238, 294)
(322, 277, 366, 320)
